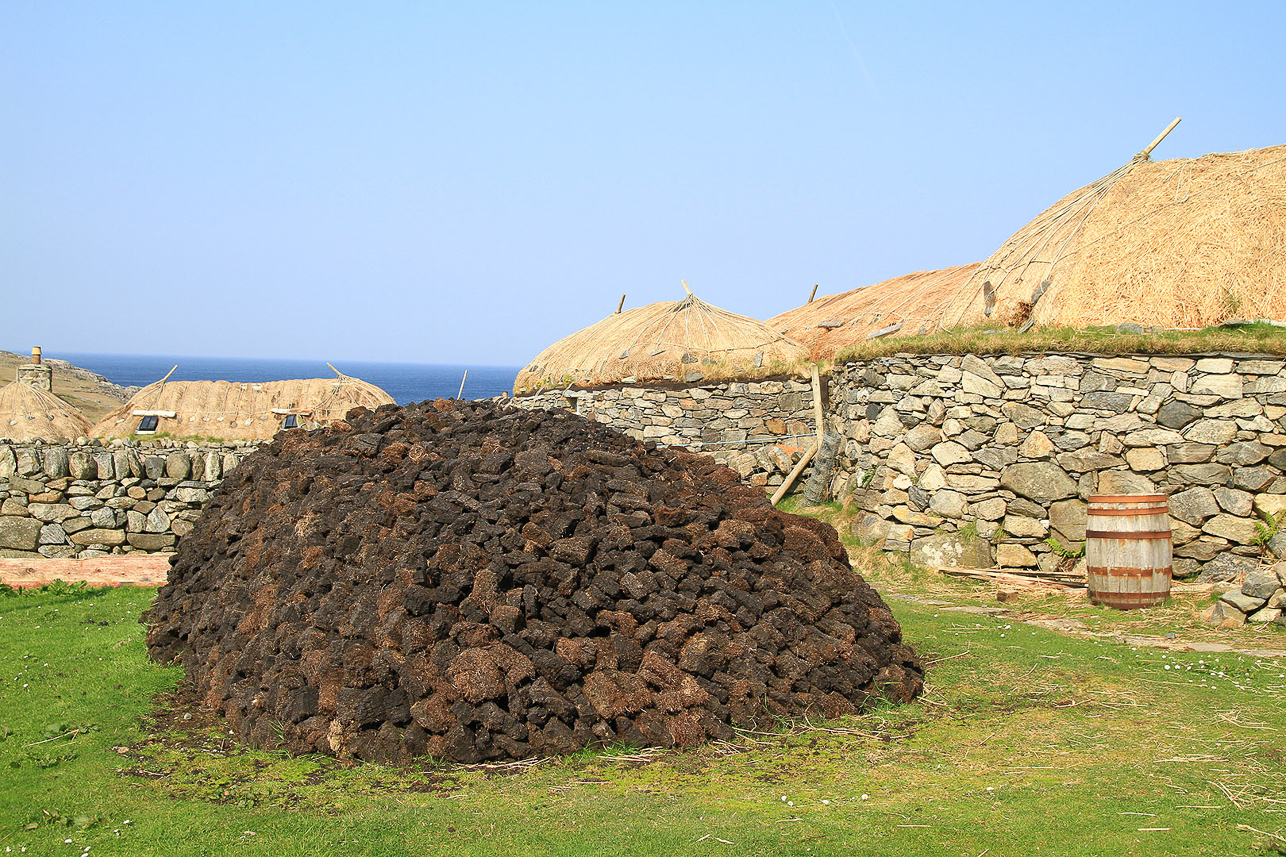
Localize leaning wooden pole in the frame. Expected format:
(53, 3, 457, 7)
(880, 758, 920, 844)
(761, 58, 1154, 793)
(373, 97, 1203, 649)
(457, 369, 468, 399)
(616, 294, 626, 313)
(770, 442, 817, 507)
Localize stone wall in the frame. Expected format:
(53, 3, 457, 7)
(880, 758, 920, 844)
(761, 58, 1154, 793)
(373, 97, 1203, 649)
(0, 439, 260, 559)
(512, 378, 819, 487)
(831, 353, 1286, 579)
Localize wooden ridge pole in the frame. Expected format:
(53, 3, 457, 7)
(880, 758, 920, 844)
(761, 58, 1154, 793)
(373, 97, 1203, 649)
(681, 279, 692, 296)
(808, 284, 819, 303)
(616, 294, 626, 313)
(1140, 117, 1181, 159)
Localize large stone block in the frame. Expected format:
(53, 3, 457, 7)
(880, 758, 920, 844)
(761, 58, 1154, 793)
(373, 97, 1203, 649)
(1002, 514, 1048, 538)
(995, 543, 1038, 568)
(67, 451, 97, 480)
(910, 532, 992, 569)
(41, 448, 69, 479)
(1191, 373, 1243, 398)
(0, 517, 42, 551)
(1184, 420, 1238, 445)
(1096, 470, 1157, 495)
(1202, 514, 1259, 545)
(1216, 442, 1272, 466)
(1000, 462, 1077, 504)
(1172, 463, 1232, 486)
(930, 442, 971, 467)
(928, 490, 968, 519)
(69, 528, 127, 547)
(850, 512, 891, 545)
(1049, 499, 1087, 543)
(126, 533, 177, 551)
(1156, 401, 1201, 429)
(1001, 402, 1046, 430)
(26, 503, 80, 523)
(1169, 487, 1219, 524)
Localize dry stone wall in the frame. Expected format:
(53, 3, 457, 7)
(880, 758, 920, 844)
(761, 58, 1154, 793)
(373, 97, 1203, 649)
(831, 353, 1286, 579)
(0, 439, 259, 559)
(512, 379, 819, 488)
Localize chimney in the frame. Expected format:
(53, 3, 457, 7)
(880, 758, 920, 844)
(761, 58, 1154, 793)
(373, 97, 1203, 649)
(17, 345, 53, 391)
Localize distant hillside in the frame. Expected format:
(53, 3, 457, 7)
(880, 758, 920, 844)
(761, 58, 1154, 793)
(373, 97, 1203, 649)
(0, 350, 134, 424)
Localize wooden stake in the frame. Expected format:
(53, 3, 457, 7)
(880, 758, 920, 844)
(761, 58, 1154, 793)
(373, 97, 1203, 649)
(810, 364, 825, 441)
(1140, 117, 1181, 159)
(616, 294, 626, 313)
(808, 284, 818, 303)
(457, 369, 468, 399)
(770, 442, 817, 507)
(681, 279, 692, 296)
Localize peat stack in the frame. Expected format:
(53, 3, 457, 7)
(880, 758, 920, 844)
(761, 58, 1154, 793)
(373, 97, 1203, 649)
(146, 400, 922, 764)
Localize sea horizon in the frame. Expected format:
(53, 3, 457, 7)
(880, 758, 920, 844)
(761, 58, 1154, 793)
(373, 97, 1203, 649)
(52, 351, 523, 406)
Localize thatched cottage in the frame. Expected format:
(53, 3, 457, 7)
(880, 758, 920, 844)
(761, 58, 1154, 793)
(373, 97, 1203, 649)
(91, 370, 395, 441)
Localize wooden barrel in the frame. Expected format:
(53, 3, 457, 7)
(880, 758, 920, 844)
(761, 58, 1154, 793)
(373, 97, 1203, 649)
(1085, 494, 1172, 609)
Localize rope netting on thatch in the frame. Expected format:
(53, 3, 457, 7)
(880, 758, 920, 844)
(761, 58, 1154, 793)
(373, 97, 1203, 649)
(938, 143, 1286, 330)
(767, 264, 981, 359)
(90, 374, 396, 441)
(515, 293, 809, 393)
(0, 381, 94, 442)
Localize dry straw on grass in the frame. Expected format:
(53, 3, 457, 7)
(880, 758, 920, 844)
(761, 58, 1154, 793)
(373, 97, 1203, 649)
(939, 143, 1286, 330)
(91, 374, 395, 441)
(767, 264, 980, 359)
(514, 291, 809, 393)
(0, 381, 94, 442)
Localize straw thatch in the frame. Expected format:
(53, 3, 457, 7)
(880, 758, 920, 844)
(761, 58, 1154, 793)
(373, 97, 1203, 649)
(767, 264, 981, 359)
(90, 373, 395, 441)
(514, 292, 810, 393)
(937, 143, 1286, 330)
(0, 381, 94, 442)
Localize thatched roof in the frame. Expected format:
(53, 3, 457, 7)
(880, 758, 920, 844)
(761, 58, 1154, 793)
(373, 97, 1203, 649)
(90, 373, 395, 441)
(937, 143, 1286, 330)
(0, 381, 94, 442)
(514, 291, 809, 393)
(767, 264, 980, 359)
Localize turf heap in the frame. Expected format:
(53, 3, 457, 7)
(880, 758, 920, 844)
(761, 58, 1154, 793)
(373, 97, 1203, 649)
(146, 400, 922, 764)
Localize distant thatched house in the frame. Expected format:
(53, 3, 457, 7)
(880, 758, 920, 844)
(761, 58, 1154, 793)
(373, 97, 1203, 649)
(90, 371, 395, 441)
(0, 380, 94, 442)
(937, 142, 1286, 330)
(515, 288, 809, 394)
(768, 264, 980, 360)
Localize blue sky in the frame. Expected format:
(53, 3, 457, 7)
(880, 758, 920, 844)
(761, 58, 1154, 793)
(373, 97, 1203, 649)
(3, 2, 1284, 367)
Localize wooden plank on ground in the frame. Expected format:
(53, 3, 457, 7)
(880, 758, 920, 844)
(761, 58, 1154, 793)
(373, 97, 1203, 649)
(0, 555, 172, 589)
(939, 566, 1086, 589)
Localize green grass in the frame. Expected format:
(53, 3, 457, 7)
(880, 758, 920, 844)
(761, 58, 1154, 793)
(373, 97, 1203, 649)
(2, 577, 1285, 856)
(831, 321, 1286, 363)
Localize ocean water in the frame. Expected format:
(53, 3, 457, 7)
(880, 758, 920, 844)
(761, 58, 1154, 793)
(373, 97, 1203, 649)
(57, 353, 522, 406)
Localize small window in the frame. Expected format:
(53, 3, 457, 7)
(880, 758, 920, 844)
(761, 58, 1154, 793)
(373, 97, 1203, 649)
(282, 414, 300, 429)
(137, 415, 159, 434)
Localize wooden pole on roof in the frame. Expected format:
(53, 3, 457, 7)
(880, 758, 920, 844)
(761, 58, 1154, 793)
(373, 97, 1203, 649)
(616, 294, 626, 313)
(808, 284, 818, 303)
(1140, 117, 1181, 159)
(681, 279, 692, 295)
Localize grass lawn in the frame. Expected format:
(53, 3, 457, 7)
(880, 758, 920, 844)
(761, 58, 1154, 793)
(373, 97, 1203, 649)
(2, 561, 1284, 856)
